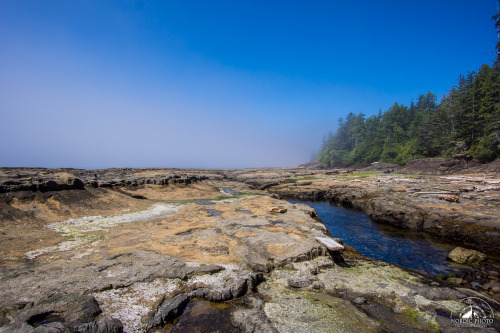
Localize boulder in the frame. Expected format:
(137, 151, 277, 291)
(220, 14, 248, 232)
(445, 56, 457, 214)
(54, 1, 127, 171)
(447, 247, 486, 265)
(146, 293, 188, 329)
(311, 281, 325, 289)
(231, 297, 279, 333)
(3, 293, 122, 333)
(66, 177, 85, 189)
(287, 275, 312, 288)
(22, 293, 102, 325)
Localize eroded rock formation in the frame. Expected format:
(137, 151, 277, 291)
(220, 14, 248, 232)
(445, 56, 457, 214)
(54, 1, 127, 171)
(0, 166, 499, 332)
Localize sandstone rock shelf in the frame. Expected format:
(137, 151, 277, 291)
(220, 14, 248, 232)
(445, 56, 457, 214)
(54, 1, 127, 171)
(0, 166, 499, 332)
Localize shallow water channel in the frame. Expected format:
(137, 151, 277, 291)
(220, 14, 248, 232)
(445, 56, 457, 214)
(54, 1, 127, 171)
(288, 200, 464, 276)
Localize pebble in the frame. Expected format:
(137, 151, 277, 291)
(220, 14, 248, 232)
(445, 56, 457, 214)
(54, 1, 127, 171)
(353, 297, 366, 305)
(488, 270, 499, 277)
(471, 281, 482, 289)
(391, 305, 403, 314)
(482, 281, 493, 290)
(309, 266, 319, 275)
(311, 281, 325, 290)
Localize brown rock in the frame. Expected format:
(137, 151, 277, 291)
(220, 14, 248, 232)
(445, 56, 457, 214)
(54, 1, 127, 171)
(438, 194, 460, 202)
(269, 207, 287, 213)
(447, 247, 486, 265)
(488, 270, 499, 277)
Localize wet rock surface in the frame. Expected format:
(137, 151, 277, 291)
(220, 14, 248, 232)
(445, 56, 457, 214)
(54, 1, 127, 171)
(0, 166, 499, 332)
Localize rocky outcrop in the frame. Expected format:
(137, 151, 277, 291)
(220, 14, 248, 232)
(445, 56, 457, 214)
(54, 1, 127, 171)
(231, 297, 279, 333)
(0, 168, 208, 193)
(401, 156, 481, 174)
(268, 173, 500, 255)
(188, 272, 263, 301)
(0, 178, 85, 193)
(256, 257, 488, 333)
(145, 293, 189, 329)
(1, 292, 123, 333)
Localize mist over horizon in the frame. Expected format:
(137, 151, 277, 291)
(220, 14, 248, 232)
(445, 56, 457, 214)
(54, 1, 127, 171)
(0, 1, 496, 169)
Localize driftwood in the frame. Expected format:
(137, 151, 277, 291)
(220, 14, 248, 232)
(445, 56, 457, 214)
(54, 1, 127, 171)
(441, 176, 500, 184)
(414, 191, 458, 195)
(314, 237, 344, 251)
(475, 186, 500, 192)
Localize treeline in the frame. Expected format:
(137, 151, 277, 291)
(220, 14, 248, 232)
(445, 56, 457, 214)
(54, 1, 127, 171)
(318, 8, 500, 167)
(317, 63, 500, 167)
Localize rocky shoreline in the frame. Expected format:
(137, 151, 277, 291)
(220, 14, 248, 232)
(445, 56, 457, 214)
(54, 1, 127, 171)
(267, 173, 500, 256)
(0, 165, 499, 332)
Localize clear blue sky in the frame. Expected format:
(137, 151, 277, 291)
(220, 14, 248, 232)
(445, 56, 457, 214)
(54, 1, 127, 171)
(0, 1, 497, 168)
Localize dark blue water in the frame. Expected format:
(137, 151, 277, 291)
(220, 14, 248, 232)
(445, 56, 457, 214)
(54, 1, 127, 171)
(289, 200, 463, 275)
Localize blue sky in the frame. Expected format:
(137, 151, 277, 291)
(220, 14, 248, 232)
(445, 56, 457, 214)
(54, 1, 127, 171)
(0, 1, 497, 168)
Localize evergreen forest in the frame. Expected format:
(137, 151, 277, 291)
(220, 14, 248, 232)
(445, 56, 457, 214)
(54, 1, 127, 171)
(317, 12, 500, 167)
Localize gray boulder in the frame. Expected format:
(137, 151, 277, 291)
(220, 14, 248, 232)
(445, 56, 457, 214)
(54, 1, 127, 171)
(287, 275, 312, 288)
(146, 293, 188, 329)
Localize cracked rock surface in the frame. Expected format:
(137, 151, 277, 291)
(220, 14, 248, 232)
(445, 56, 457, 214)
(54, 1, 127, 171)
(1, 167, 499, 332)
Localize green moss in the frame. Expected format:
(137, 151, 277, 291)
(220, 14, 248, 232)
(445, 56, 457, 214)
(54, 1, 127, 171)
(392, 174, 430, 178)
(298, 293, 378, 332)
(402, 307, 421, 322)
(161, 192, 258, 204)
(287, 177, 320, 183)
(422, 213, 429, 223)
(209, 302, 232, 310)
(401, 307, 439, 331)
(330, 171, 384, 179)
(426, 317, 440, 331)
(351, 171, 382, 178)
(362, 195, 374, 203)
(161, 198, 207, 204)
(0, 306, 16, 326)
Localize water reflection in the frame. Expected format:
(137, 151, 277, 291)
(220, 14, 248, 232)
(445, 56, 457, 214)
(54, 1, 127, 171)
(168, 301, 238, 333)
(289, 200, 462, 275)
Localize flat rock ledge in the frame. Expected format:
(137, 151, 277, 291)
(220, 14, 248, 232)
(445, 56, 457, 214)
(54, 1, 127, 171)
(0, 194, 338, 332)
(1, 168, 499, 332)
